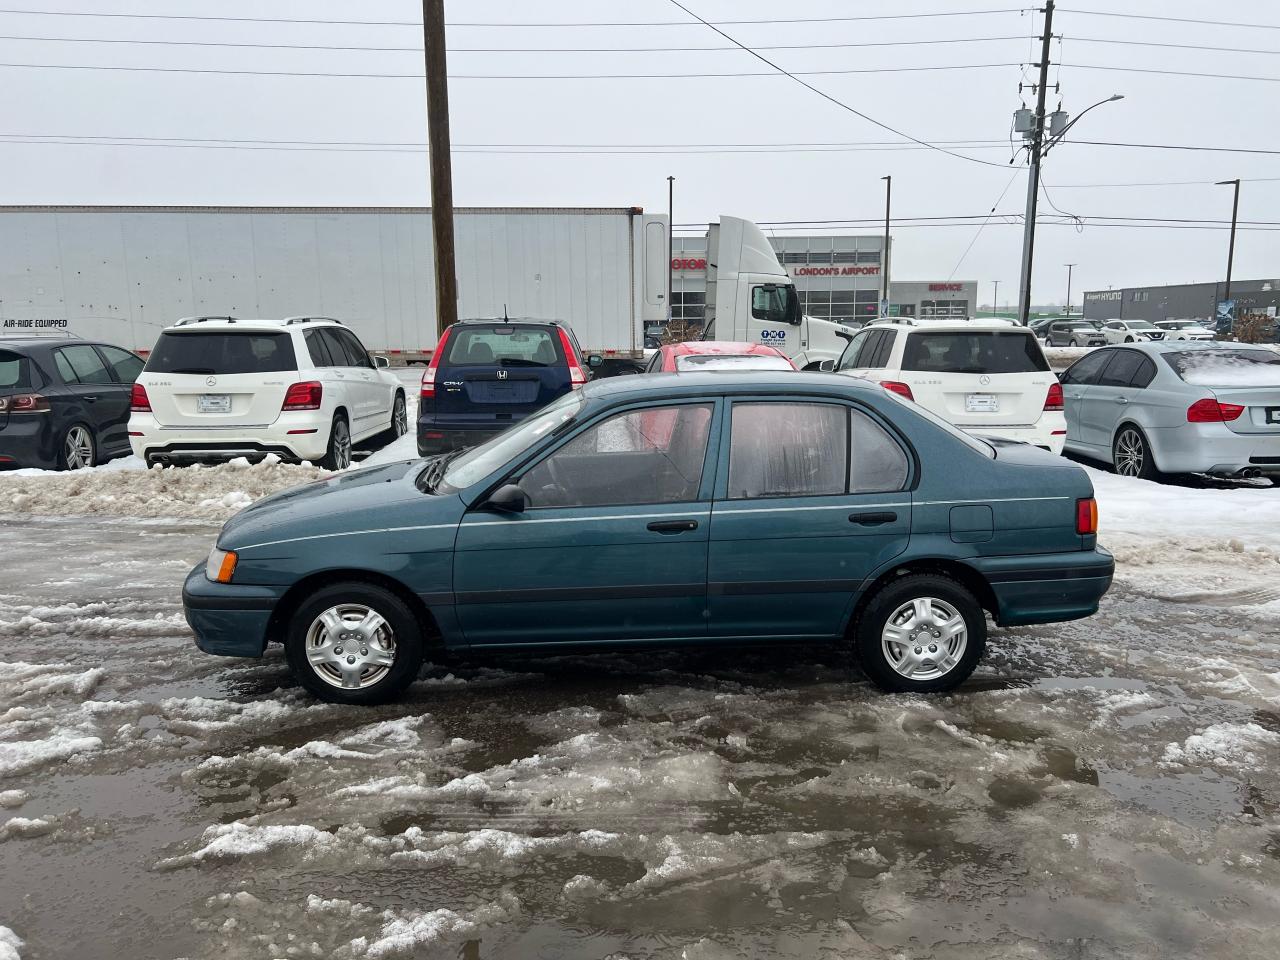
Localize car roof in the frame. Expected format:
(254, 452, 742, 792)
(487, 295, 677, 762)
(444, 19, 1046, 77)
(1100, 340, 1250, 355)
(666, 340, 784, 357)
(0, 336, 114, 350)
(900, 320, 1030, 333)
(581, 369, 882, 403)
(453, 317, 570, 327)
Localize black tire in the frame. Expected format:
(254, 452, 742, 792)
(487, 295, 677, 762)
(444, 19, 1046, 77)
(1124, 336, 1134, 343)
(58, 422, 97, 471)
(382, 392, 408, 443)
(320, 413, 351, 470)
(854, 574, 986, 694)
(1112, 424, 1164, 481)
(1069, 338, 1079, 347)
(284, 581, 425, 705)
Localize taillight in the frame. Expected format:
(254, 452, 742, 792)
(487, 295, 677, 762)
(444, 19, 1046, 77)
(557, 327, 587, 388)
(281, 381, 323, 411)
(1076, 497, 1098, 535)
(1044, 381, 1064, 411)
(1186, 398, 1244, 423)
(130, 382, 151, 412)
(2, 393, 50, 413)
(421, 325, 453, 400)
(880, 380, 914, 401)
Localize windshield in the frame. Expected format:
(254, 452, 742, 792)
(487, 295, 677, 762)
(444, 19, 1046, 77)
(1129, 321, 1159, 331)
(901, 332, 1048, 374)
(444, 325, 562, 367)
(436, 390, 584, 493)
(1164, 348, 1280, 386)
(146, 331, 296, 374)
(675, 354, 794, 372)
(1161, 321, 1196, 329)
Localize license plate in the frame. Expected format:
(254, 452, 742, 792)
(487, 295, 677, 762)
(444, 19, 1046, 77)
(1267, 407, 1280, 425)
(197, 394, 231, 413)
(965, 393, 999, 413)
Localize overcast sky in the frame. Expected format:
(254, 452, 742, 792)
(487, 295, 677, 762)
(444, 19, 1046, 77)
(2, 0, 1277, 306)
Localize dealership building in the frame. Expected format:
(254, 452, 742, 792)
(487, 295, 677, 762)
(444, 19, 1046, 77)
(671, 234, 977, 328)
(1083, 278, 1280, 326)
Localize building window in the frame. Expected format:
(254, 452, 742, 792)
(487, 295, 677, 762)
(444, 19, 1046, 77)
(855, 289, 879, 317)
(781, 251, 808, 265)
(670, 291, 706, 327)
(856, 251, 882, 264)
(833, 251, 859, 264)
(920, 299, 969, 318)
(802, 290, 831, 319)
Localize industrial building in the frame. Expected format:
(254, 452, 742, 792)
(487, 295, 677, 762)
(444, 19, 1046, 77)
(1083, 278, 1280, 328)
(672, 234, 976, 328)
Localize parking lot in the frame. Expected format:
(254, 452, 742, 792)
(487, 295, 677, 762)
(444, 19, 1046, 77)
(3, 463, 1279, 959)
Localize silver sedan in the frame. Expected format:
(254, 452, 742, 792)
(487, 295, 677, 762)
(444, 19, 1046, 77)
(1060, 341, 1280, 481)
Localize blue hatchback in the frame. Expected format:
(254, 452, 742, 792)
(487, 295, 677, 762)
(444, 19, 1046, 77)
(417, 319, 592, 456)
(185, 372, 1114, 704)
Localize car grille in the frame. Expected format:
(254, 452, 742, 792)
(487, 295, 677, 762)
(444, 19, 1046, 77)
(465, 380, 539, 404)
(1148, 332, 1164, 340)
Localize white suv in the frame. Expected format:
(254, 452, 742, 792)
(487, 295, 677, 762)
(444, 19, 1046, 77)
(1100, 318, 1166, 344)
(129, 316, 406, 469)
(1155, 319, 1215, 341)
(832, 320, 1067, 453)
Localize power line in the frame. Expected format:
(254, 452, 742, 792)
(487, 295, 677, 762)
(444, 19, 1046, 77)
(1049, 176, 1280, 188)
(1071, 140, 1280, 157)
(1068, 35, 1280, 57)
(1067, 62, 1280, 83)
(0, 60, 1027, 79)
(949, 171, 1023, 279)
(665, 0, 1013, 170)
(0, 33, 1032, 54)
(0, 7, 1032, 28)
(1058, 8, 1280, 31)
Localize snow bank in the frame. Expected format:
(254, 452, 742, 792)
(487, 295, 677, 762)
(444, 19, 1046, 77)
(0, 455, 328, 522)
(361, 432, 418, 468)
(1161, 722, 1280, 771)
(0, 731, 103, 777)
(355, 892, 520, 959)
(0, 791, 27, 809)
(0, 926, 22, 960)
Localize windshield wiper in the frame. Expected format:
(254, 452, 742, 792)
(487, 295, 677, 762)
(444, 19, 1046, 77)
(417, 450, 463, 494)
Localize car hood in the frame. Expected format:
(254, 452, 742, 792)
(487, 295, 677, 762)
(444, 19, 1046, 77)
(217, 458, 439, 550)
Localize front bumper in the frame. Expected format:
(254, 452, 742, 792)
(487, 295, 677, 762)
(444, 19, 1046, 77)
(0, 415, 57, 469)
(973, 547, 1115, 627)
(182, 564, 284, 657)
(130, 412, 332, 464)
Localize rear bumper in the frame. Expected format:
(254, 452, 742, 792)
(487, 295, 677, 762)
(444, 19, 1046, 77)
(1148, 423, 1280, 476)
(0, 415, 57, 469)
(130, 412, 331, 464)
(416, 419, 507, 456)
(181, 564, 282, 657)
(972, 547, 1115, 627)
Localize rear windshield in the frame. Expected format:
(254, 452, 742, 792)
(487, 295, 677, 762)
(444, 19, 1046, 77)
(1058, 321, 1093, 330)
(145, 331, 297, 374)
(1164, 348, 1280, 386)
(675, 354, 793, 371)
(0, 349, 36, 391)
(901, 332, 1049, 374)
(444, 325, 563, 368)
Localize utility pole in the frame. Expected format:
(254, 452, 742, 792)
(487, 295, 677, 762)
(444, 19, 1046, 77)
(1216, 179, 1241, 303)
(880, 175, 892, 316)
(667, 175, 675, 325)
(423, 0, 457, 337)
(1064, 263, 1076, 314)
(1016, 0, 1055, 326)
(992, 280, 1000, 315)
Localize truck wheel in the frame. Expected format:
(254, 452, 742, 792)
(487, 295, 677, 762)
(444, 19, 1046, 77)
(284, 582, 424, 705)
(320, 414, 351, 470)
(59, 422, 97, 470)
(854, 574, 985, 694)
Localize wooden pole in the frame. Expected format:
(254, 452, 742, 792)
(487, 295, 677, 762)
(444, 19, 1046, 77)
(423, 0, 457, 337)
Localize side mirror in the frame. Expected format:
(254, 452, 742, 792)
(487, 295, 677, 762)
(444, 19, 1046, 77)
(586, 354, 603, 369)
(485, 483, 527, 513)
(833, 327, 854, 341)
(817, 359, 835, 372)
(373, 355, 390, 369)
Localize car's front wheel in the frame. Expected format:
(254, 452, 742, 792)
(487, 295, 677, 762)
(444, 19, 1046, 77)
(320, 413, 351, 470)
(1113, 425, 1163, 481)
(59, 422, 97, 470)
(1069, 337, 1079, 347)
(284, 582, 424, 704)
(855, 574, 985, 693)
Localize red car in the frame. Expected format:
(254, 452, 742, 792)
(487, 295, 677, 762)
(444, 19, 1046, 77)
(644, 340, 798, 374)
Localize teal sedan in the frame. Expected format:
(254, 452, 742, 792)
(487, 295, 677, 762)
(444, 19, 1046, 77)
(183, 372, 1114, 704)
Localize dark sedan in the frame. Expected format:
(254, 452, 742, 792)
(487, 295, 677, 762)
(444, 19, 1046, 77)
(0, 337, 144, 470)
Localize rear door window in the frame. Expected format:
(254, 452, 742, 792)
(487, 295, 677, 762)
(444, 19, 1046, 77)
(728, 402, 847, 499)
(1097, 350, 1145, 387)
(56, 345, 114, 384)
(146, 332, 297, 374)
(866, 330, 896, 368)
(96, 345, 144, 383)
(901, 332, 1048, 374)
(335, 329, 373, 368)
(445, 326, 563, 368)
(0, 350, 35, 390)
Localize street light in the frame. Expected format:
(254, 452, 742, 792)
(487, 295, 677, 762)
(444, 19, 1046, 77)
(992, 280, 1001, 316)
(1064, 263, 1076, 315)
(1215, 178, 1241, 306)
(1041, 94, 1125, 157)
(880, 175, 892, 316)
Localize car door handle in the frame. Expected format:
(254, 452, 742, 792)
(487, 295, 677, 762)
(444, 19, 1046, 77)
(849, 511, 897, 526)
(647, 519, 698, 533)
(84, 395, 97, 402)
(1114, 396, 1129, 404)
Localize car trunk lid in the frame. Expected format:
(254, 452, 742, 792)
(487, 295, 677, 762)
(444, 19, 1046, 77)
(431, 324, 569, 422)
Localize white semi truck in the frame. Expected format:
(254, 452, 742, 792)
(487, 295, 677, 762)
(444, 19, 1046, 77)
(701, 215, 851, 371)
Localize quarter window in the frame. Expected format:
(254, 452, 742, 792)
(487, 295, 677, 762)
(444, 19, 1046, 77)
(849, 409, 909, 493)
(728, 402, 846, 499)
(304, 329, 336, 367)
(519, 403, 713, 508)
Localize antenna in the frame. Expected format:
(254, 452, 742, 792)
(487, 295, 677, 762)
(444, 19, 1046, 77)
(503, 304, 509, 321)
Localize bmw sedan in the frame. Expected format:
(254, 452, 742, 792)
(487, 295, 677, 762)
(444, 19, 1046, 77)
(1060, 342, 1280, 480)
(183, 372, 1114, 704)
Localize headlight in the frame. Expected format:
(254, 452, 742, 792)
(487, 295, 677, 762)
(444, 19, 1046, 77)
(206, 547, 238, 583)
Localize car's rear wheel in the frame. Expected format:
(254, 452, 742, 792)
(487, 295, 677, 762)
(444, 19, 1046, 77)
(1069, 337, 1079, 347)
(320, 414, 351, 470)
(1124, 336, 1134, 343)
(284, 582, 424, 705)
(1113, 425, 1163, 481)
(59, 423, 97, 471)
(854, 574, 985, 693)
(386, 392, 408, 441)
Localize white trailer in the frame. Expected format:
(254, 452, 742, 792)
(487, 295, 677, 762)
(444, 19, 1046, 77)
(0, 205, 670, 372)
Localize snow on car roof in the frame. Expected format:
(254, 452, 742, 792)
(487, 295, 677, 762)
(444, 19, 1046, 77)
(668, 340, 788, 357)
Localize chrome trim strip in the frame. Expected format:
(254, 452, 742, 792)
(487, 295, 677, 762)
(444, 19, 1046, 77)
(465, 511, 711, 527)
(237, 524, 456, 551)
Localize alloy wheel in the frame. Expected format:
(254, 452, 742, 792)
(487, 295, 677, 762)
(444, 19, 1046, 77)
(332, 419, 351, 470)
(64, 425, 94, 470)
(1115, 429, 1145, 478)
(393, 396, 408, 437)
(304, 603, 397, 689)
(880, 597, 968, 680)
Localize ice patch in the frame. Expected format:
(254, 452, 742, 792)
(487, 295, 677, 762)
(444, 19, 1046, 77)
(157, 822, 346, 869)
(0, 662, 104, 703)
(1161, 722, 1280, 771)
(0, 816, 53, 841)
(0, 925, 22, 960)
(0, 731, 103, 777)
(353, 892, 520, 959)
(0, 791, 27, 809)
